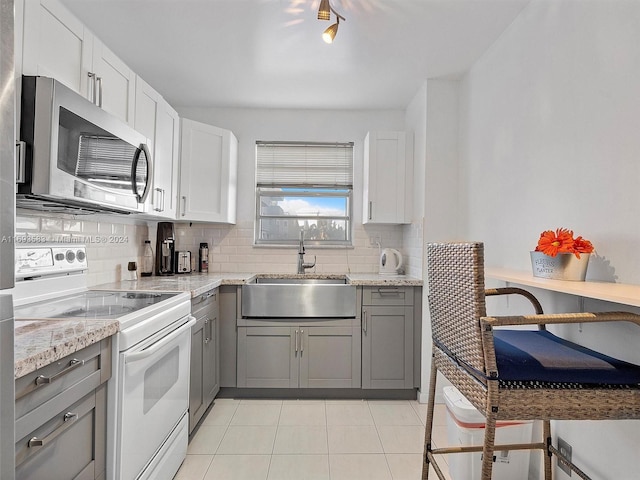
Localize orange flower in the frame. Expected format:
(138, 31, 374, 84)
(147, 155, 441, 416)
(572, 236, 594, 258)
(535, 228, 575, 257)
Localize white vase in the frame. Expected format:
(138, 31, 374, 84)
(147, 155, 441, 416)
(530, 251, 590, 281)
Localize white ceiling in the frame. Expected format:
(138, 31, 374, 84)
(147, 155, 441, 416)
(60, 0, 530, 110)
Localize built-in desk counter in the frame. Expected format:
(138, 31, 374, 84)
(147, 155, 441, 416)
(486, 267, 640, 307)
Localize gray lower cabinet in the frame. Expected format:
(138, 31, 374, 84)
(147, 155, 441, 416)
(362, 287, 415, 389)
(237, 323, 361, 388)
(189, 288, 220, 433)
(14, 338, 112, 480)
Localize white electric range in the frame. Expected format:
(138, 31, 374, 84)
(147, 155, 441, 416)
(13, 244, 193, 480)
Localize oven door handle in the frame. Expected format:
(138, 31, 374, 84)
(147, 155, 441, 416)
(124, 317, 196, 364)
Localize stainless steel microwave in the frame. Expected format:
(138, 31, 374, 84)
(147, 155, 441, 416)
(17, 76, 152, 214)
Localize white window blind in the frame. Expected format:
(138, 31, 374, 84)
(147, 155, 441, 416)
(256, 142, 354, 187)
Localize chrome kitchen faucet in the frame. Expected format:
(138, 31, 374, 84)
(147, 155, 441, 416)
(297, 231, 316, 274)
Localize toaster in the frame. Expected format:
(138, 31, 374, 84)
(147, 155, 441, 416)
(175, 251, 192, 273)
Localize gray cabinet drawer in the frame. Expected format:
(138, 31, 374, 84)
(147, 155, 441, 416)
(191, 288, 218, 315)
(15, 385, 107, 480)
(15, 338, 111, 422)
(362, 286, 414, 306)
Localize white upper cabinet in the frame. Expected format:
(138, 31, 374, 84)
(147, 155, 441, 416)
(90, 38, 136, 126)
(134, 76, 180, 219)
(179, 119, 238, 224)
(22, 0, 135, 126)
(362, 131, 414, 224)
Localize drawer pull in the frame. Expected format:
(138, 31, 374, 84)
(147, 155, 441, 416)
(377, 288, 400, 296)
(27, 412, 78, 448)
(34, 358, 84, 386)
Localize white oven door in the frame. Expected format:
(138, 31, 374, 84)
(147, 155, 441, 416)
(117, 316, 195, 480)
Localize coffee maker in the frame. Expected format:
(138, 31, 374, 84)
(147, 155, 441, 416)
(156, 222, 176, 275)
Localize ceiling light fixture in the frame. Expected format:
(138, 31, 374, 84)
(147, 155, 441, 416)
(317, 0, 345, 44)
(317, 0, 331, 21)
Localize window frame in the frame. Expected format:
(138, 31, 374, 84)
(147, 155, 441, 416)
(254, 142, 354, 247)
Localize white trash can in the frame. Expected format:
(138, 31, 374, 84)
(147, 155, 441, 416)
(443, 386, 533, 480)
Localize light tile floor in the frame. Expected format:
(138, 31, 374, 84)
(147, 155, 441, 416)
(174, 399, 452, 480)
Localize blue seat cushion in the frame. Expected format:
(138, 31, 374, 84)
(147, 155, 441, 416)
(493, 330, 640, 388)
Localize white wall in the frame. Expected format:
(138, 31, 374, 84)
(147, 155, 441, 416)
(458, 0, 640, 477)
(403, 81, 427, 279)
(174, 107, 410, 274)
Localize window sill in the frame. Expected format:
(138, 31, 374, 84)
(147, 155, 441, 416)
(252, 243, 355, 250)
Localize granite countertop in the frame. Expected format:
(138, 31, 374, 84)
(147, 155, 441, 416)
(15, 272, 420, 378)
(94, 272, 422, 296)
(14, 318, 119, 379)
(94, 273, 256, 298)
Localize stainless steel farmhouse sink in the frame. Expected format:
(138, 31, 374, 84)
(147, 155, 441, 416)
(242, 276, 355, 318)
(253, 277, 347, 285)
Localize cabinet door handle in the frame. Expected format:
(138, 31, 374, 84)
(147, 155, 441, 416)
(87, 72, 97, 103)
(300, 329, 304, 352)
(368, 201, 373, 220)
(181, 196, 187, 216)
(154, 188, 163, 211)
(295, 330, 298, 353)
(362, 310, 367, 333)
(204, 317, 210, 343)
(28, 412, 78, 449)
(161, 188, 166, 212)
(96, 76, 103, 107)
(34, 358, 84, 387)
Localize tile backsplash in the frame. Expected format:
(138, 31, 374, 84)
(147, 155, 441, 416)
(15, 211, 149, 287)
(14, 212, 418, 282)
(172, 221, 405, 275)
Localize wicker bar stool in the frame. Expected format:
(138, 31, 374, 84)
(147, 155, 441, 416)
(422, 242, 640, 480)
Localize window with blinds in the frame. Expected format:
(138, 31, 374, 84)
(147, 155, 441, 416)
(255, 141, 354, 246)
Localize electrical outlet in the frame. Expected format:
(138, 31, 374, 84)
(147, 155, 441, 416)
(557, 437, 572, 476)
(369, 235, 381, 246)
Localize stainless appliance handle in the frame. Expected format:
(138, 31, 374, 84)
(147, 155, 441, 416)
(16, 140, 26, 183)
(28, 412, 79, 449)
(125, 317, 196, 364)
(34, 358, 84, 386)
(131, 143, 153, 203)
(181, 196, 187, 216)
(96, 76, 103, 107)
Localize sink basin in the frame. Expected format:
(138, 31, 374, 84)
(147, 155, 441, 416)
(252, 276, 347, 285)
(242, 276, 355, 318)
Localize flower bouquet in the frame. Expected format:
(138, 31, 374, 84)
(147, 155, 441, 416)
(530, 228, 594, 281)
